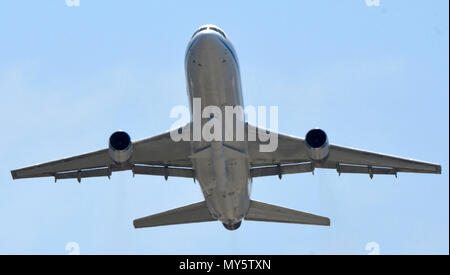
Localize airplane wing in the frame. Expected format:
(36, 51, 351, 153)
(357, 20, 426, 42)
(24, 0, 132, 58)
(11, 124, 194, 182)
(247, 124, 441, 179)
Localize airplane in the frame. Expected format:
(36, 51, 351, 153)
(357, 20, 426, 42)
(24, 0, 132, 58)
(11, 24, 441, 231)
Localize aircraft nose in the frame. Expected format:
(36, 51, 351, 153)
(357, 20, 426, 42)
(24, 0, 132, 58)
(192, 33, 222, 50)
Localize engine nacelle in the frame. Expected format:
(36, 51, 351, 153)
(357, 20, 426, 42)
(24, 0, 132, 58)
(305, 128, 330, 161)
(108, 131, 132, 163)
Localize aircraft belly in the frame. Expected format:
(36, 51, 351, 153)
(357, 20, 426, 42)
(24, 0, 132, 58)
(186, 34, 249, 224)
(193, 144, 250, 224)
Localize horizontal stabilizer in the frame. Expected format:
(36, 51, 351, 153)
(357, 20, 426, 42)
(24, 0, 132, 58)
(245, 200, 330, 226)
(134, 201, 216, 229)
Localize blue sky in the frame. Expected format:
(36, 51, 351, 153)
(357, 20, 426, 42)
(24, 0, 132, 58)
(0, 0, 448, 254)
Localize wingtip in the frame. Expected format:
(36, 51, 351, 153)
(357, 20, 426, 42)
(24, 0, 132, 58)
(133, 218, 144, 229)
(317, 217, 331, 226)
(10, 170, 18, 180)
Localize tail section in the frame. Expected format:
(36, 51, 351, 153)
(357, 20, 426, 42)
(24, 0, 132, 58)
(245, 200, 330, 226)
(133, 200, 329, 229)
(133, 201, 216, 229)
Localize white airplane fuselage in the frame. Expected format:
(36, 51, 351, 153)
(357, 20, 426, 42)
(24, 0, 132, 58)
(185, 27, 250, 229)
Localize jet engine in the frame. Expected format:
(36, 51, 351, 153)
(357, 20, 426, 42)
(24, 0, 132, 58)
(305, 128, 330, 161)
(108, 131, 133, 163)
